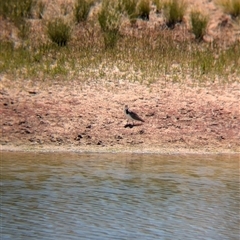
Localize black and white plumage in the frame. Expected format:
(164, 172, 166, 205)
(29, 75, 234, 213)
(124, 105, 144, 125)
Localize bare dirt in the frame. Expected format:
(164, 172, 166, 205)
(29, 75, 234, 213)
(1, 78, 240, 153)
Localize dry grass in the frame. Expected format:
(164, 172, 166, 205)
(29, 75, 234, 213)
(215, 0, 240, 18)
(0, 0, 239, 85)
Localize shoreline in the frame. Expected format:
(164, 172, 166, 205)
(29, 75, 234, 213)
(1, 79, 240, 154)
(1, 144, 240, 155)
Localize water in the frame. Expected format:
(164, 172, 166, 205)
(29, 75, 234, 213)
(1, 152, 239, 240)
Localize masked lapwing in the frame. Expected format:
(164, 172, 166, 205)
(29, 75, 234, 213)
(124, 105, 144, 126)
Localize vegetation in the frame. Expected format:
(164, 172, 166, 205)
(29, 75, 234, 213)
(163, 0, 187, 28)
(0, 0, 34, 40)
(0, 0, 239, 84)
(1, 34, 239, 84)
(153, 0, 164, 13)
(137, 0, 151, 20)
(120, 0, 150, 22)
(120, 0, 138, 23)
(216, 0, 240, 19)
(17, 19, 31, 41)
(74, 0, 94, 23)
(98, 0, 122, 48)
(0, 0, 34, 21)
(35, 0, 46, 19)
(190, 11, 208, 41)
(46, 18, 72, 46)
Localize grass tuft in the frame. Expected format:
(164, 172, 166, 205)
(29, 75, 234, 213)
(0, 0, 34, 22)
(216, 0, 240, 19)
(137, 0, 151, 20)
(153, 0, 164, 13)
(163, 0, 187, 28)
(190, 11, 208, 41)
(74, 0, 94, 23)
(120, 0, 138, 24)
(46, 18, 72, 46)
(98, 0, 122, 48)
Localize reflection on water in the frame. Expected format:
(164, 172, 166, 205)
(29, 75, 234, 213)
(1, 152, 239, 240)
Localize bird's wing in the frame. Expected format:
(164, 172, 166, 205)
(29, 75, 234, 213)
(130, 111, 144, 122)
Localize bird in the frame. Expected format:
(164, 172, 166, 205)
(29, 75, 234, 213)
(124, 105, 144, 126)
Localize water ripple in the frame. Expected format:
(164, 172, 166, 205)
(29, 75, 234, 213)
(1, 153, 239, 240)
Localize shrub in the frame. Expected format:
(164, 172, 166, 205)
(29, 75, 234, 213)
(190, 11, 208, 41)
(46, 18, 72, 46)
(74, 0, 94, 23)
(163, 0, 187, 28)
(216, 0, 240, 19)
(137, 0, 151, 20)
(98, 0, 122, 48)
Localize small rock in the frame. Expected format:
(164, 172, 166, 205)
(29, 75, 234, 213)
(115, 135, 123, 140)
(19, 121, 26, 125)
(146, 112, 155, 117)
(75, 134, 83, 141)
(24, 129, 31, 134)
(28, 91, 37, 95)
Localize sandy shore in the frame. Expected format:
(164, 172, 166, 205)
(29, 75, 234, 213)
(1, 78, 240, 154)
(1, 144, 240, 155)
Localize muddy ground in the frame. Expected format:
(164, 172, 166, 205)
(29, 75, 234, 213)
(1, 78, 239, 153)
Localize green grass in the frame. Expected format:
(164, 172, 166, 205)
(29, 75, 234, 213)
(190, 11, 208, 41)
(0, 0, 34, 41)
(137, 0, 151, 20)
(46, 18, 72, 46)
(120, 0, 138, 24)
(98, 0, 122, 48)
(0, 0, 239, 85)
(0, 0, 34, 21)
(1, 35, 239, 84)
(216, 0, 240, 19)
(163, 0, 187, 28)
(74, 0, 94, 23)
(120, 0, 150, 22)
(153, 0, 164, 13)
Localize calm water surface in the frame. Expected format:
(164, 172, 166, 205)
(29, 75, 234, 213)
(1, 152, 239, 240)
